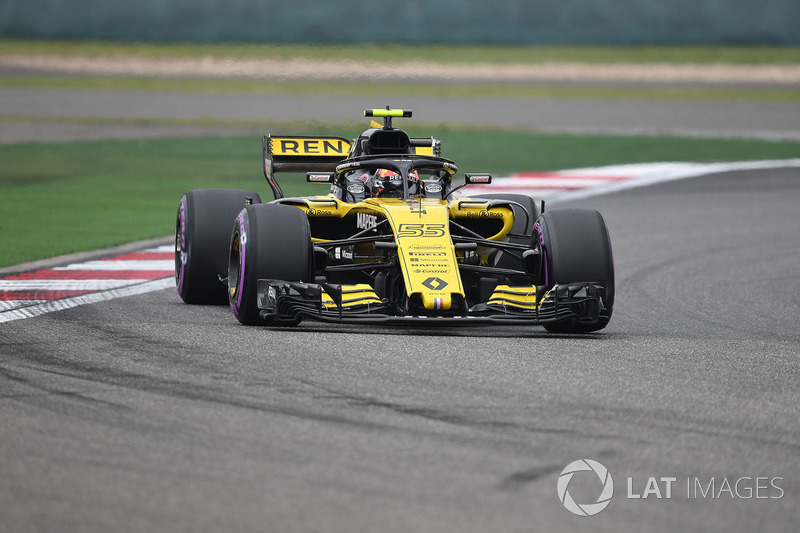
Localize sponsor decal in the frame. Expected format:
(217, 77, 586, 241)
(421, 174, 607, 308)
(408, 249, 450, 273)
(356, 212, 377, 230)
(424, 183, 442, 194)
(272, 137, 350, 157)
(421, 277, 448, 291)
(347, 183, 365, 194)
(178, 200, 186, 249)
(533, 221, 544, 245)
(407, 244, 445, 250)
(465, 210, 503, 218)
(336, 161, 361, 173)
(408, 251, 447, 257)
(308, 173, 333, 182)
(177, 199, 187, 292)
(333, 247, 353, 260)
(306, 208, 333, 217)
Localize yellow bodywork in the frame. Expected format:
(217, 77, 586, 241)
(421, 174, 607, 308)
(374, 198, 463, 311)
(300, 195, 515, 312)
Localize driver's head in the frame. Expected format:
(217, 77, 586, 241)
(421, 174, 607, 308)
(371, 169, 420, 198)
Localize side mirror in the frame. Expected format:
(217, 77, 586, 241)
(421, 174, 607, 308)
(464, 173, 493, 185)
(306, 172, 335, 184)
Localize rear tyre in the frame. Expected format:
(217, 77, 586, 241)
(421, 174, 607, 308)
(176, 189, 261, 304)
(228, 204, 314, 326)
(534, 208, 614, 333)
(471, 193, 541, 270)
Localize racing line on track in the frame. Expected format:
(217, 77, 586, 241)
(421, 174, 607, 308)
(2, 159, 799, 323)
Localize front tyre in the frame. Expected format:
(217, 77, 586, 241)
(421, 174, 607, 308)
(176, 188, 261, 304)
(534, 208, 614, 333)
(228, 204, 314, 326)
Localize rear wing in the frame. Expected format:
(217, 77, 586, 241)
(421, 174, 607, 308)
(263, 135, 349, 199)
(262, 134, 441, 199)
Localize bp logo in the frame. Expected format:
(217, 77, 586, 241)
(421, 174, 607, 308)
(557, 459, 614, 517)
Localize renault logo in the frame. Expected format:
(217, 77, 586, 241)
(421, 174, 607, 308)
(422, 277, 448, 290)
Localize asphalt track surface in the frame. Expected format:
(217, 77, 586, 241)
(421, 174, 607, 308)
(2, 87, 800, 141)
(2, 165, 799, 532)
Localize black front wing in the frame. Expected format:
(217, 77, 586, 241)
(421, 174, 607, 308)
(256, 280, 607, 327)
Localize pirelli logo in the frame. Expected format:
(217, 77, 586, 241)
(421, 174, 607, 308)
(270, 136, 351, 157)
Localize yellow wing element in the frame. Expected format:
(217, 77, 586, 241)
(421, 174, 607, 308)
(269, 136, 352, 157)
(321, 284, 383, 309)
(488, 285, 539, 310)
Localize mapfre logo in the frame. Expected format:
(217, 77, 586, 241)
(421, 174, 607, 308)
(557, 459, 614, 517)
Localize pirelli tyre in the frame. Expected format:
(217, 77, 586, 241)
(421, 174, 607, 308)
(175, 189, 261, 304)
(228, 203, 314, 326)
(534, 208, 614, 333)
(471, 193, 541, 271)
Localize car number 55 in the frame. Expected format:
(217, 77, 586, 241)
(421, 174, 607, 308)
(397, 224, 446, 238)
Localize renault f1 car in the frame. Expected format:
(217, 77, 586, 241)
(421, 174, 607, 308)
(175, 108, 614, 332)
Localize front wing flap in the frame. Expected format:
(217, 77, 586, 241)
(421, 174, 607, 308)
(257, 279, 606, 326)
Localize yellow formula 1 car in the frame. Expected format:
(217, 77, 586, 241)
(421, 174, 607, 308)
(175, 108, 614, 332)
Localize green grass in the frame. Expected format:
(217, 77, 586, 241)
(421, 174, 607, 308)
(3, 39, 800, 64)
(0, 128, 798, 267)
(4, 39, 798, 102)
(3, 75, 798, 102)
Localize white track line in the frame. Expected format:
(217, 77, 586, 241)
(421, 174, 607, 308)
(54, 260, 174, 271)
(0, 278, 175, 323)
(473, 159, 800, 203)
(550, 159, 800, 203)
(0, 300, 47, 311)
(0, 279, 154, 290)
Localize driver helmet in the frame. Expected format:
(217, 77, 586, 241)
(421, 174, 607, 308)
(371, 169, 420, 198)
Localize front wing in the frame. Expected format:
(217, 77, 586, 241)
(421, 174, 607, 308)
(256, 280, 607, 326)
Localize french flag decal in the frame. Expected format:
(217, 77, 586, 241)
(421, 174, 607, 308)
(433, 298, 444, 310)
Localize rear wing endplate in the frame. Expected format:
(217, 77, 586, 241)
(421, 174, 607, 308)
(263, 135, 350, 199)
